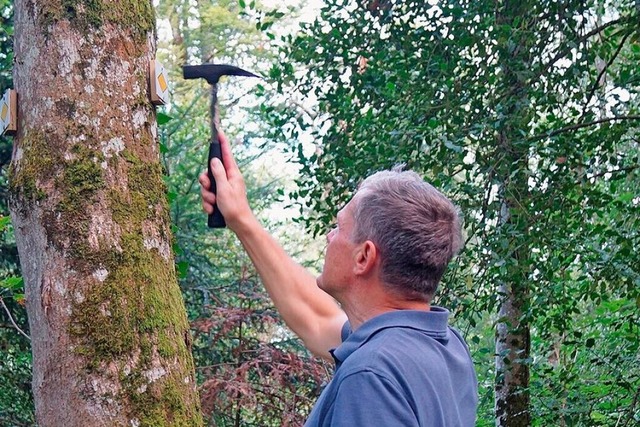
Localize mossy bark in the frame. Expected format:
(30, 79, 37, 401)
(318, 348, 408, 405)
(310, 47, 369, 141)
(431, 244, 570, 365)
(9, 1, 203, 426)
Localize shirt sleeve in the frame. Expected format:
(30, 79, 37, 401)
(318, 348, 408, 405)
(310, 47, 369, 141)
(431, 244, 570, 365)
(328, 370, 419, 426)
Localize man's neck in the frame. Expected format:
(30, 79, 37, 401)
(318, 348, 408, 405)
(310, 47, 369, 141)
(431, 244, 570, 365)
(343, 299, 431, 331)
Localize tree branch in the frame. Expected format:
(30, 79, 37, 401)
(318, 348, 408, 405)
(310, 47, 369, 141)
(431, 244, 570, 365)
(529, 115, 640, 141)
(581, 164, 640, 182)
(624, 384, 640, 427)
(493, 17, 627, 105)
(534, 17, 626, 86)
(0, 296, 30, 341)
(579, 32, 631, 121)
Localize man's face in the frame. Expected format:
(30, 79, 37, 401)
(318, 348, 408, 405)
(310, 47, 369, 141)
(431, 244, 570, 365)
(316, 197, 359, 297)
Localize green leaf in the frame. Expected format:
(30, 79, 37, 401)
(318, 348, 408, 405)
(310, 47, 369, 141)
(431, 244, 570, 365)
(177, 261, 189, 279)
(1, 276, 24, 291)
(157, 112, 173, 125)
(444, 139, 463, 153)
(0, 215, 10, 231)
(238, 0, 246, 9)
(616, 192, 634, 203)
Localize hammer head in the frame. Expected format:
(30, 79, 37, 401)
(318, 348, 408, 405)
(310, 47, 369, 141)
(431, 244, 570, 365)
(182, 63, 259, 85)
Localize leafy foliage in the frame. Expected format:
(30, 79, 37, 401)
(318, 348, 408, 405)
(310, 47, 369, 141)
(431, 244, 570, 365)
(0, 2, 34, 426)
(0, 218, 33, 427)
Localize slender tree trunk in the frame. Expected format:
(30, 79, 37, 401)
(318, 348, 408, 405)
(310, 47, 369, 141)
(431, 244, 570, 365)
(495, 168, 531, 427)
(8, 1, 203, 426)
(494, 1, 533, 426)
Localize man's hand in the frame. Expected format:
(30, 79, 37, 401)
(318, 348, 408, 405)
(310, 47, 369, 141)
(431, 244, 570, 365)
(199, 131, 254, 232)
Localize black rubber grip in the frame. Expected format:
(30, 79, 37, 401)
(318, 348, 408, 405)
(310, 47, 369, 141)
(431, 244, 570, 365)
(207, 139, 226, 228)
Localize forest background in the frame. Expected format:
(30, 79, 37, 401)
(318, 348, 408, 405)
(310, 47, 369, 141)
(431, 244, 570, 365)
(0, 0, 638, 426)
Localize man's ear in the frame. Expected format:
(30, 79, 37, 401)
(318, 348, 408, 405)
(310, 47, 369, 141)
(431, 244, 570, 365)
(354, 240, 378, 276)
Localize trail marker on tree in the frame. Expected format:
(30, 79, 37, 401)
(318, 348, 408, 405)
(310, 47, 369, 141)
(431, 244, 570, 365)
(150, 59, 170, 105)
(0, 89, 17, 136)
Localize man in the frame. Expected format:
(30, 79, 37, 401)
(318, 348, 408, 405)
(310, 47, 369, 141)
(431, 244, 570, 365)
(199, 132, 478, 426)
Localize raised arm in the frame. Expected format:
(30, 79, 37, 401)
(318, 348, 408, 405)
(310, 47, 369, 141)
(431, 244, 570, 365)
(199, 132, 347, 361)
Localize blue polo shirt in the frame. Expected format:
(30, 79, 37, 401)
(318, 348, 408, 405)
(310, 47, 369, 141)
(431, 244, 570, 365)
(305, 308, 478, 426)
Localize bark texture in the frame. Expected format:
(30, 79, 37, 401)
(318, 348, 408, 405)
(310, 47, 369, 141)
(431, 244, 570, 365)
(8, 1, 203, 426)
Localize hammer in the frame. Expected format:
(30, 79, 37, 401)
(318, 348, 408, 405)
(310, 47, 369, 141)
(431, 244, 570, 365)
(183, 63, 259, 228)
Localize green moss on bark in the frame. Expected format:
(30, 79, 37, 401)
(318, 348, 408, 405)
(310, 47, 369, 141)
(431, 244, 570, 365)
(63, 145, 200, 425)
(59, 144, 105, 212)
(37, 142, 105, 258)
(124, 371, 197, 427)
(69, 147, 186, 362)
(70, 231, 186, 362)
(70, 228, 198, 426)
(7, 130, 56, 203)
(122, 148, 167, 212)
(39, 0, 155, 41)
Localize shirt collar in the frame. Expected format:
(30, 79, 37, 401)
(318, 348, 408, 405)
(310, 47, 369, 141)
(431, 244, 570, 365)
(331, 307, 450, 367)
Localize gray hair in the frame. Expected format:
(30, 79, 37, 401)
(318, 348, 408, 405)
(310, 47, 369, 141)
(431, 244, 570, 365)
(351, 169, 463, 302)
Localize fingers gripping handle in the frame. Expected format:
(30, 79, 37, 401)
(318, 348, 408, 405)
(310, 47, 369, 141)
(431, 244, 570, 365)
(207, 136, 226, 228)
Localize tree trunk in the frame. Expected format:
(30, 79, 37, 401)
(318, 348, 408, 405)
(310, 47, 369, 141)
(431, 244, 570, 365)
(8, 1, 203, 426)
(494, 1, 533, 426)
(494, 178, 531, 427)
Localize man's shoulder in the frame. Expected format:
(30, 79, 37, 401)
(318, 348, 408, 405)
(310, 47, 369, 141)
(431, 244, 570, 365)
(339, 325, 456, 373)
(334, 310, 474, 382)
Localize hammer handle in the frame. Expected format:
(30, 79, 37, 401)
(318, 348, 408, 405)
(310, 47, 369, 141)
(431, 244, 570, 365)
(207, 137, 226, 228)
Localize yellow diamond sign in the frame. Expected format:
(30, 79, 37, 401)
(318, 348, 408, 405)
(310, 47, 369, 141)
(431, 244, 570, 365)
(158, 73, 168, 92)
(150, 60, 170, 105)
